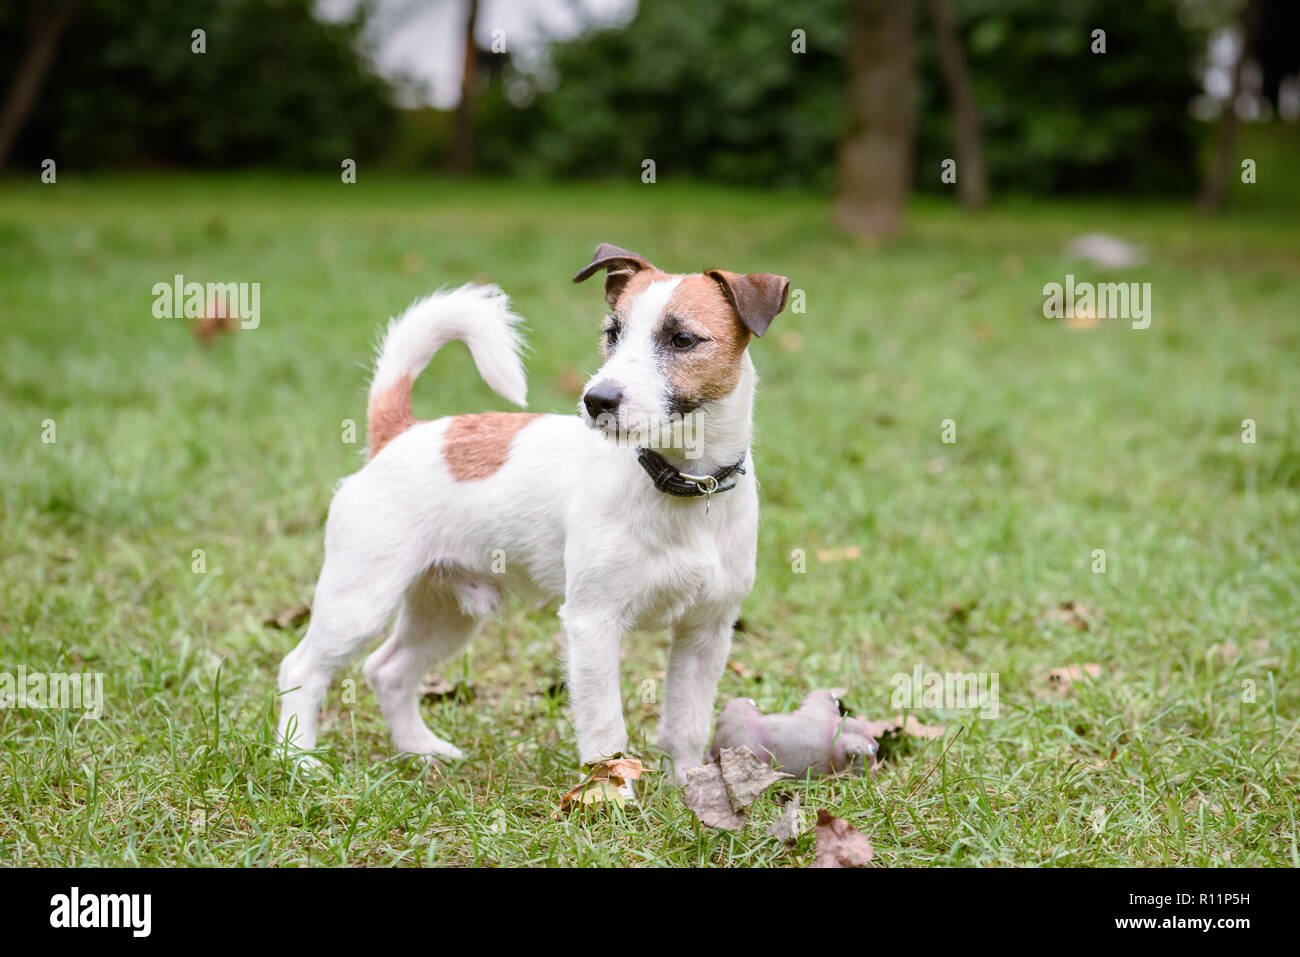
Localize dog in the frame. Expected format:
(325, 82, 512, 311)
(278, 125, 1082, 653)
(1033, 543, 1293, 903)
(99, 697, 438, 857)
(275, 243, 789, 783)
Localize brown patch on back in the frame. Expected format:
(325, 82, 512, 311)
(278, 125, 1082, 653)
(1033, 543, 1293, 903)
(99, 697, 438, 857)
(442, 412, 542, 480)
(662, 274, 751, 403)
(367, 373, 418, 459)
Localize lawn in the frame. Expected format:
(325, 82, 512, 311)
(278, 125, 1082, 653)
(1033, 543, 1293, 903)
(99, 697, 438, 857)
(0, 168, 1297, 867)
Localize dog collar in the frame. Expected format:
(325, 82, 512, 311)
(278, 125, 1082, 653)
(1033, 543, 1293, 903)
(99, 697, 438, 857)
(636, 447, 747, 506)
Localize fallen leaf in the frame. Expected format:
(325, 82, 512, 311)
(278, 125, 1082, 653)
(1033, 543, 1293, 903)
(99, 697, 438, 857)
(683, 764, 746, 830)
(726, 660, 755, 679)
(583, 782, 625, 808)
(263, 604, 310, 630)
(556, 366, 584, 397)
(719, 746, 792, 811)
(555, 757, 646, 818)
(590, 757, 645, 786)
(767, 792, 802, 845)
(816, 545, 861, 563)
(1046, 663, 1102, 694)
(193, 295, 240, 345)
(812, 811, 873, 868)
(1037, 601, 1103, 631)
(1065, 304, 1099, 329)
(777, 331, 803, 352)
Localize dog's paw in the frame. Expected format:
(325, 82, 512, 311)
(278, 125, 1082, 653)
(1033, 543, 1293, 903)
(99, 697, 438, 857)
(395, 731, 466, 764)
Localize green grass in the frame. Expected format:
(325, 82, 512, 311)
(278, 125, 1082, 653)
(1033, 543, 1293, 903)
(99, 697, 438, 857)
(0, 170, 1297, 867)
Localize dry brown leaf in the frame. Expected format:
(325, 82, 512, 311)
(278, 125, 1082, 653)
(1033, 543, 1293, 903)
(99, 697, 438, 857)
(193, 294, 240, 345)
(556, 366, 585, 397)
(555, 757, 646, 818)
(263, 604, 310, 630)
(683, 764, 746, 831)
(593, 758, 646, 787)
(1046, 663, 1102, 694)
(719, 746, 792, 811)
(558, 780, 624, 814)
(1065, 304, 1099, 329)
(816, 546, 862, 563)
(726, 660, 755, 679)
(1038, 601, 1103, 631)
(767, 792, 802, 845)
(812, 811, 873, 868)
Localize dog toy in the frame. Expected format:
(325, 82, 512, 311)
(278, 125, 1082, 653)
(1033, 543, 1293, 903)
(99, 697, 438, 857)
(708, 689, 879, 778)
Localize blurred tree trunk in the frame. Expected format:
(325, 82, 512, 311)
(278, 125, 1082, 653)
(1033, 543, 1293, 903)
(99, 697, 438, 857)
(1201, 0, 1260, 213)
(450, 0, 479, 176)
(0, 0, 78, 171)
(928, 0, 986, 208)
(835, 0, 915, 238)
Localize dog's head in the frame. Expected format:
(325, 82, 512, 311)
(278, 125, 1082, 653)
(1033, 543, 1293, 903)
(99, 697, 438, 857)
(572, 243, 789, 445)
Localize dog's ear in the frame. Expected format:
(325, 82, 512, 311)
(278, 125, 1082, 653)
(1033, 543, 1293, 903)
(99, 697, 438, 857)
(706, 270, 790, 338)
(573, 243, 656, 308)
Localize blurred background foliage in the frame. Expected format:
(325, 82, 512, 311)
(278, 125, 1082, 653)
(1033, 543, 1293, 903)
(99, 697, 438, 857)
(476, 0, 1203, 194)
(1, 0, 1294, 203)
(0, 0, 396, 169)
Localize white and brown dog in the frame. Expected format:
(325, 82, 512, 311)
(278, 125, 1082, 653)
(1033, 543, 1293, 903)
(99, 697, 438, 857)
(275, 244, 789, 783)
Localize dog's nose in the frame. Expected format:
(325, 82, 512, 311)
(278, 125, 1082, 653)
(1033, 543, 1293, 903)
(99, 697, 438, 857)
(583, 381, 623, 420)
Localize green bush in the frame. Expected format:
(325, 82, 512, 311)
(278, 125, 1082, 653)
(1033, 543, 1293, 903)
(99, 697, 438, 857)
(476, 0, 1205, 195)
(2, 0, 396, 169)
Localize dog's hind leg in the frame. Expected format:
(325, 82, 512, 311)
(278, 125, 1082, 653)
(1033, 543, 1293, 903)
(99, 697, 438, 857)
(363, 571, 496, 760)
(276, 558, 409, 757)
(276, 482, 429, 757)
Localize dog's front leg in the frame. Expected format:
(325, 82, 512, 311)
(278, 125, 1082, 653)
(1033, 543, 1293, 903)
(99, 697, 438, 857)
(559, 604, 629, 764)
(659, 614, 736, 785)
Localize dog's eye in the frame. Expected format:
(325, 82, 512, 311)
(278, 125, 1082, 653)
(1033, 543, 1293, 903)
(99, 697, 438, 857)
(670, 332, 696, 350)
(604, 326, 620, 345)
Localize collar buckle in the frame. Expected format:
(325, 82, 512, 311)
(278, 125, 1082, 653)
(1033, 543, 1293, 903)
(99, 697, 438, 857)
(679, 472, 720, 495)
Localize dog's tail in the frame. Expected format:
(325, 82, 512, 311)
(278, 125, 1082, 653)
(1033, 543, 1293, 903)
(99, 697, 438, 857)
(367, 284, 528, 458)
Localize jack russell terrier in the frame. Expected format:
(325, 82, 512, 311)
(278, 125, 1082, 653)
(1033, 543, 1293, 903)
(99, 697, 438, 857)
(276, 244, 789, 783)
